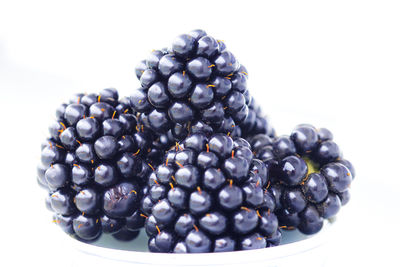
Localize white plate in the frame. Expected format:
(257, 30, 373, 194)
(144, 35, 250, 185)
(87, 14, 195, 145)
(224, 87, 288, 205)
(67, 219, 335, 267)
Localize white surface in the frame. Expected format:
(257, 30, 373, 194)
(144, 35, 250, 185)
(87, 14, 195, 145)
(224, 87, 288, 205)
(0, 1, 399, 266)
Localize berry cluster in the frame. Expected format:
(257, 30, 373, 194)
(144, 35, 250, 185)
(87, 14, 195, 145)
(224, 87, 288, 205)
(250, 124, 355, 235)
(141, 133, 280, 253)
(36, 29, 355, 254)
(37, 88, 169, 242)
(132, 29, 274, 140)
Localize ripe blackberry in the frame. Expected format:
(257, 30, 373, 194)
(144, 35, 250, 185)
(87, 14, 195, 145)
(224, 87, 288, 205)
(132, 29, 274, 141)
(37, 89, 167, 242)
(250, 124, 355, 235)
(142, 133, 281, 253)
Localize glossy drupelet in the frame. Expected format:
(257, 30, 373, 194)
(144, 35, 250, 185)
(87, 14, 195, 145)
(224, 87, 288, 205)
(239, 96, 275, 139)
(37, 89, 172, 242)
(250, 124, 355, 235)
(132, 29, 275, 142)
(142, 133, 281, 253)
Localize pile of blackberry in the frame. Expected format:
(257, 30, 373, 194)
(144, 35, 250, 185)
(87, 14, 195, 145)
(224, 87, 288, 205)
(250, 124, 355, 235)
(132, 29, 274, 140)
(36, 29, 355, 254)
(37, 88, 171, 242)
(141, 133, 281, 253)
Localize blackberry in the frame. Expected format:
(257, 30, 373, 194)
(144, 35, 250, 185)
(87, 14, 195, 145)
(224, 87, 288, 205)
(132, 29, 275, 141)
(251, 124, 355, 235)
(142, 133, 281, 253)
(37, 89, 168, 242)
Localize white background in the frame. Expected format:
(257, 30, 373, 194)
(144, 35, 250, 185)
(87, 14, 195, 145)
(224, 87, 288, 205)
(0, 0, 399, 266)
